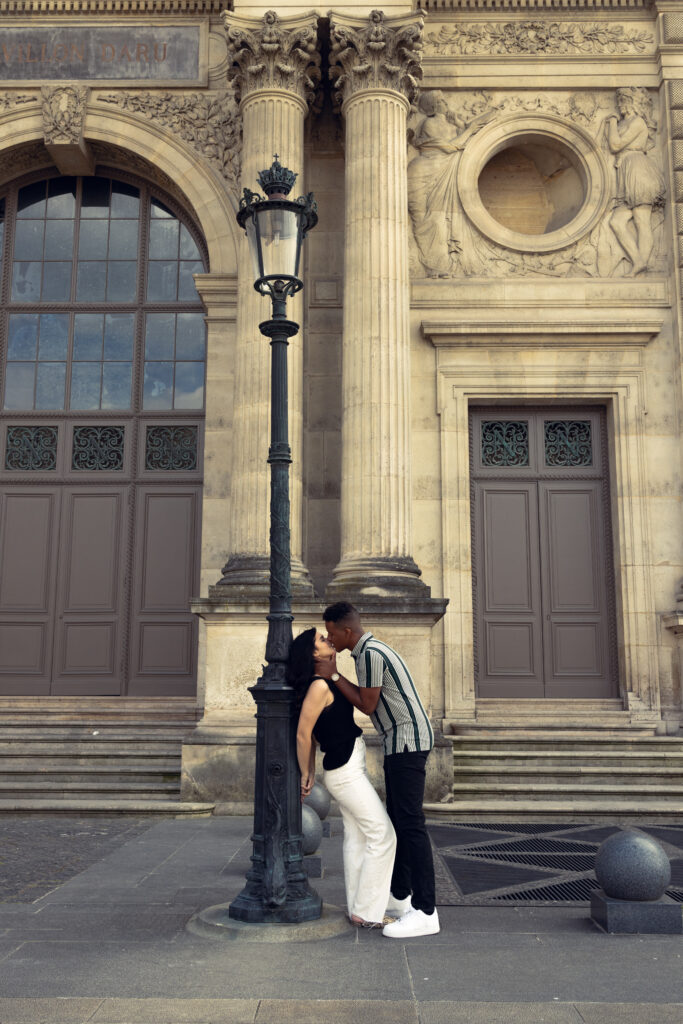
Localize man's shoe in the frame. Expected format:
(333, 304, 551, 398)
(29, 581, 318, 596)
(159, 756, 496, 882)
(385, 894, 412, 917)
(382, 908, 440, 938)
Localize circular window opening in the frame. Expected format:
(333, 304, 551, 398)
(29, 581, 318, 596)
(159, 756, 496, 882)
(478, 138, 586, 236)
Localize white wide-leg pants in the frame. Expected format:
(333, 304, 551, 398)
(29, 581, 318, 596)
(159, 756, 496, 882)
(323, 736, 396, 923)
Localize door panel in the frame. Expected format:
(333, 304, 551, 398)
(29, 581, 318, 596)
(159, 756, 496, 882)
(52, 488, 127, 694)
(476, 483, 544, 697)
(128, 487, 199, 695)
(0, 490, 58, 693)
(540, 481, 613, 697)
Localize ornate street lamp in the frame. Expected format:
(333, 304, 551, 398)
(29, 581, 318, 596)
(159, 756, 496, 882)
(228, 157, 321, 924)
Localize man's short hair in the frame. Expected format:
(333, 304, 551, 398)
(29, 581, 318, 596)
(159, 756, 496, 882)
(323, 601, 359, 626)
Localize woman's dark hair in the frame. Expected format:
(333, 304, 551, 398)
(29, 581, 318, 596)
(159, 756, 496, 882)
(286, 627, 317, 709)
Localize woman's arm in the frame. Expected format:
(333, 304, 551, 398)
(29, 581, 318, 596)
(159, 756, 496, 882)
(296, 679, 331, 799)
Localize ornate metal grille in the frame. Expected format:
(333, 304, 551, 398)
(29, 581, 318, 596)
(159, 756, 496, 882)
(545, 420, 592, 466)
(5, 425, 57, 470)
(145, 425, 198, 471)
(72, 425, 124, 471)
(481, 420, 529, 466)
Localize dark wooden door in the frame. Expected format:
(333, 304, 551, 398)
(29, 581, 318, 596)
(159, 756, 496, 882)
(0, 173, 206, 697)
(471, 408, 617, 699)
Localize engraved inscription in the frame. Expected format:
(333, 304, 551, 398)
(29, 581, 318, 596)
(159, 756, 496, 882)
(0, 27, 200, 82)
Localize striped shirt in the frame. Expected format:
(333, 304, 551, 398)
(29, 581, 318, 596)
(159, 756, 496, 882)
(351, 632, 434, 756)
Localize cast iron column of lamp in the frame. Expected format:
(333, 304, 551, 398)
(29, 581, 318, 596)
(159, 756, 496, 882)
(228, 157, 321, 923)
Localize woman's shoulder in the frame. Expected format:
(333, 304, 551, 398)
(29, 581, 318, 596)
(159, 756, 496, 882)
(308, 676, 332, 695)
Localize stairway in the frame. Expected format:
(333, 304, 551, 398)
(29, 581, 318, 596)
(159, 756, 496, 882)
(0, 700, 215, 815)
(427, 732, 683, 822)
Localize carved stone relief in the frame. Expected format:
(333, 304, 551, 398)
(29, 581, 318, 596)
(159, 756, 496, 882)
(408, 88, 666, 279)
(425, 21, 654, 56)
(329, 9, 424, 106)
(223, 9, 320, 107)
(0, 91, 35, 112)
(97, 89, 241, 188)
(41, 85, 88, 145)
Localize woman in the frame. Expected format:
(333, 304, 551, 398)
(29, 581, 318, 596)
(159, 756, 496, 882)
(288, 627, 396, 928)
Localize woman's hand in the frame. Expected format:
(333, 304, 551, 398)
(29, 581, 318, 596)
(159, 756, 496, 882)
(300, 772, 315, 801)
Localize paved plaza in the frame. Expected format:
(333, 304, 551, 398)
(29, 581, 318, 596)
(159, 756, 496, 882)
(0, 814, 681, 1023)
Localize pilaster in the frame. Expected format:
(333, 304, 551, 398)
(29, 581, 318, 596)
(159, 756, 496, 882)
(213, 9, 321, 599)
(327, 9, 439, 605)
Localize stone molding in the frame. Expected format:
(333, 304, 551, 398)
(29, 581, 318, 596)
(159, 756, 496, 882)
(328, 8, 424, 107)
(0, 91, 36, 112)
(432, 327, 662, 722)
(424, 21, 654, 56)
(0, 0, 225, 12)
(222, 9, 321, 108)
(416, 0, 653, 9)
(97, 89, 241, 188)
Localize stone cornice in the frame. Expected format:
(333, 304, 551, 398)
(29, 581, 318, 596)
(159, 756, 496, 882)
(0, 0, 228, 12)
(328, 8, 424, 107)
(222, 9, 321, 108)
(417, 0, 652, 10)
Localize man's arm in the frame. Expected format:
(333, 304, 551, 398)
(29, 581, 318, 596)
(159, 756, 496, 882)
(315, 655, 382, 716)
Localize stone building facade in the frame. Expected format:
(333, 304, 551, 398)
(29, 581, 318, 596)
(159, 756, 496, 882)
(0, 0, 681, 810)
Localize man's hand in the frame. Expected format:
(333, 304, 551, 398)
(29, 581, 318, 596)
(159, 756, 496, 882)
(313, 652, 337, 679)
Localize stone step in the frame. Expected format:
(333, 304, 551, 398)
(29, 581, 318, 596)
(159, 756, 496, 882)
(0, 781, 180, 799)
(424, 799, 683, 822)
(0, 758, 181, 773)
(0, 741, 184, 756)
(452, 767, 683, 785)
(452, 751, 683, 767)
(0, 798, 214, 816)
(0, 728, 191, 742)
(451, 781, 683, 796)
(449, 736, 682, 750)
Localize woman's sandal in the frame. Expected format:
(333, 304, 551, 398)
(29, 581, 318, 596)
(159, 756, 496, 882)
(350, 915, 395, 929)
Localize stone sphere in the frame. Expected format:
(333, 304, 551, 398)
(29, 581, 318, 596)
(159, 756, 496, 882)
(304, 782, 331, 821)
(595, 830, 671, 901)
(301, 803, 323, 855)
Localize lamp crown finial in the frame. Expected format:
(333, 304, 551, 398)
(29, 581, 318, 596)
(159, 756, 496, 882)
(258, 156, 297, 198)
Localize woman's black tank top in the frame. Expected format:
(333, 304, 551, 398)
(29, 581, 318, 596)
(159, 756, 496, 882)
(312, 679, 362, 770)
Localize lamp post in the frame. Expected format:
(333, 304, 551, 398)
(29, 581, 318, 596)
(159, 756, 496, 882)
(228, 157, 321, 924)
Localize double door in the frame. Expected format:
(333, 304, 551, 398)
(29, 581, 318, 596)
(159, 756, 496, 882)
(0, 417, 201, 695)
(471, 408, 617, 699)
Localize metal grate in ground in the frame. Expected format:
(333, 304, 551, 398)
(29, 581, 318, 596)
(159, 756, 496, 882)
(429, 821, 683, 906)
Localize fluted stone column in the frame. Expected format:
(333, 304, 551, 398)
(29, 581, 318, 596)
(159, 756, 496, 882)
(327, 9, 430, 601)
(212, 9, 320, 598)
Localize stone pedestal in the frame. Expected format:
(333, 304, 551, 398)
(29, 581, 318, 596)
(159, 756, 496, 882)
(326, 9, 429, 603)
(181, 597, 451, 807)
(591, 891, 683, 934)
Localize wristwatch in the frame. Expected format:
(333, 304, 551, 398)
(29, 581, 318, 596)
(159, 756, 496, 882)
(330, 672, 340, 682)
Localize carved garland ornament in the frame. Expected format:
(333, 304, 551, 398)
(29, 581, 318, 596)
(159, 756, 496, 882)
(223, 9, 321, 107)
(425, 22, 654, 56)
(329, 9, 424, 106)
(97, 90, 241, 188)
(42, 85, 88, 145)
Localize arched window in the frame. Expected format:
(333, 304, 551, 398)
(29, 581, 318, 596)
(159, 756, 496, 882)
(0, 172, 207, 697)
(2, 175, 207, 413)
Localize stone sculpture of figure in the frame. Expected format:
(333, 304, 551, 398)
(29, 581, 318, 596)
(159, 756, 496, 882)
(407, 91, 493, 277)
(604, 87, 665, 275)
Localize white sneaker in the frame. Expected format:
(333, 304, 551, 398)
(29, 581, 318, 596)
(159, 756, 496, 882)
(385, 894, 412, 917)
(382, 907, 440, 939)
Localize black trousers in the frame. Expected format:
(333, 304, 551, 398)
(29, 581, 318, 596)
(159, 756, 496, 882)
(384, 749, 435, 915)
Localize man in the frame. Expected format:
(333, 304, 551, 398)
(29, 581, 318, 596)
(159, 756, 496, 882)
(318, 601, 439, 938)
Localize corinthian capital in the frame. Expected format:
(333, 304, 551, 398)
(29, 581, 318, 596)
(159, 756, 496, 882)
(329, 8, 424, 107)
(223, 9, 321, 107)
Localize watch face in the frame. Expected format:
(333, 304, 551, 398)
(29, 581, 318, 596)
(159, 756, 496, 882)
(331, 673, 340, 681)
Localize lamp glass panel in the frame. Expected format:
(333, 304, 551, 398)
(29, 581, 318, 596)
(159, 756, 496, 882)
(255, 206, 300, 279)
